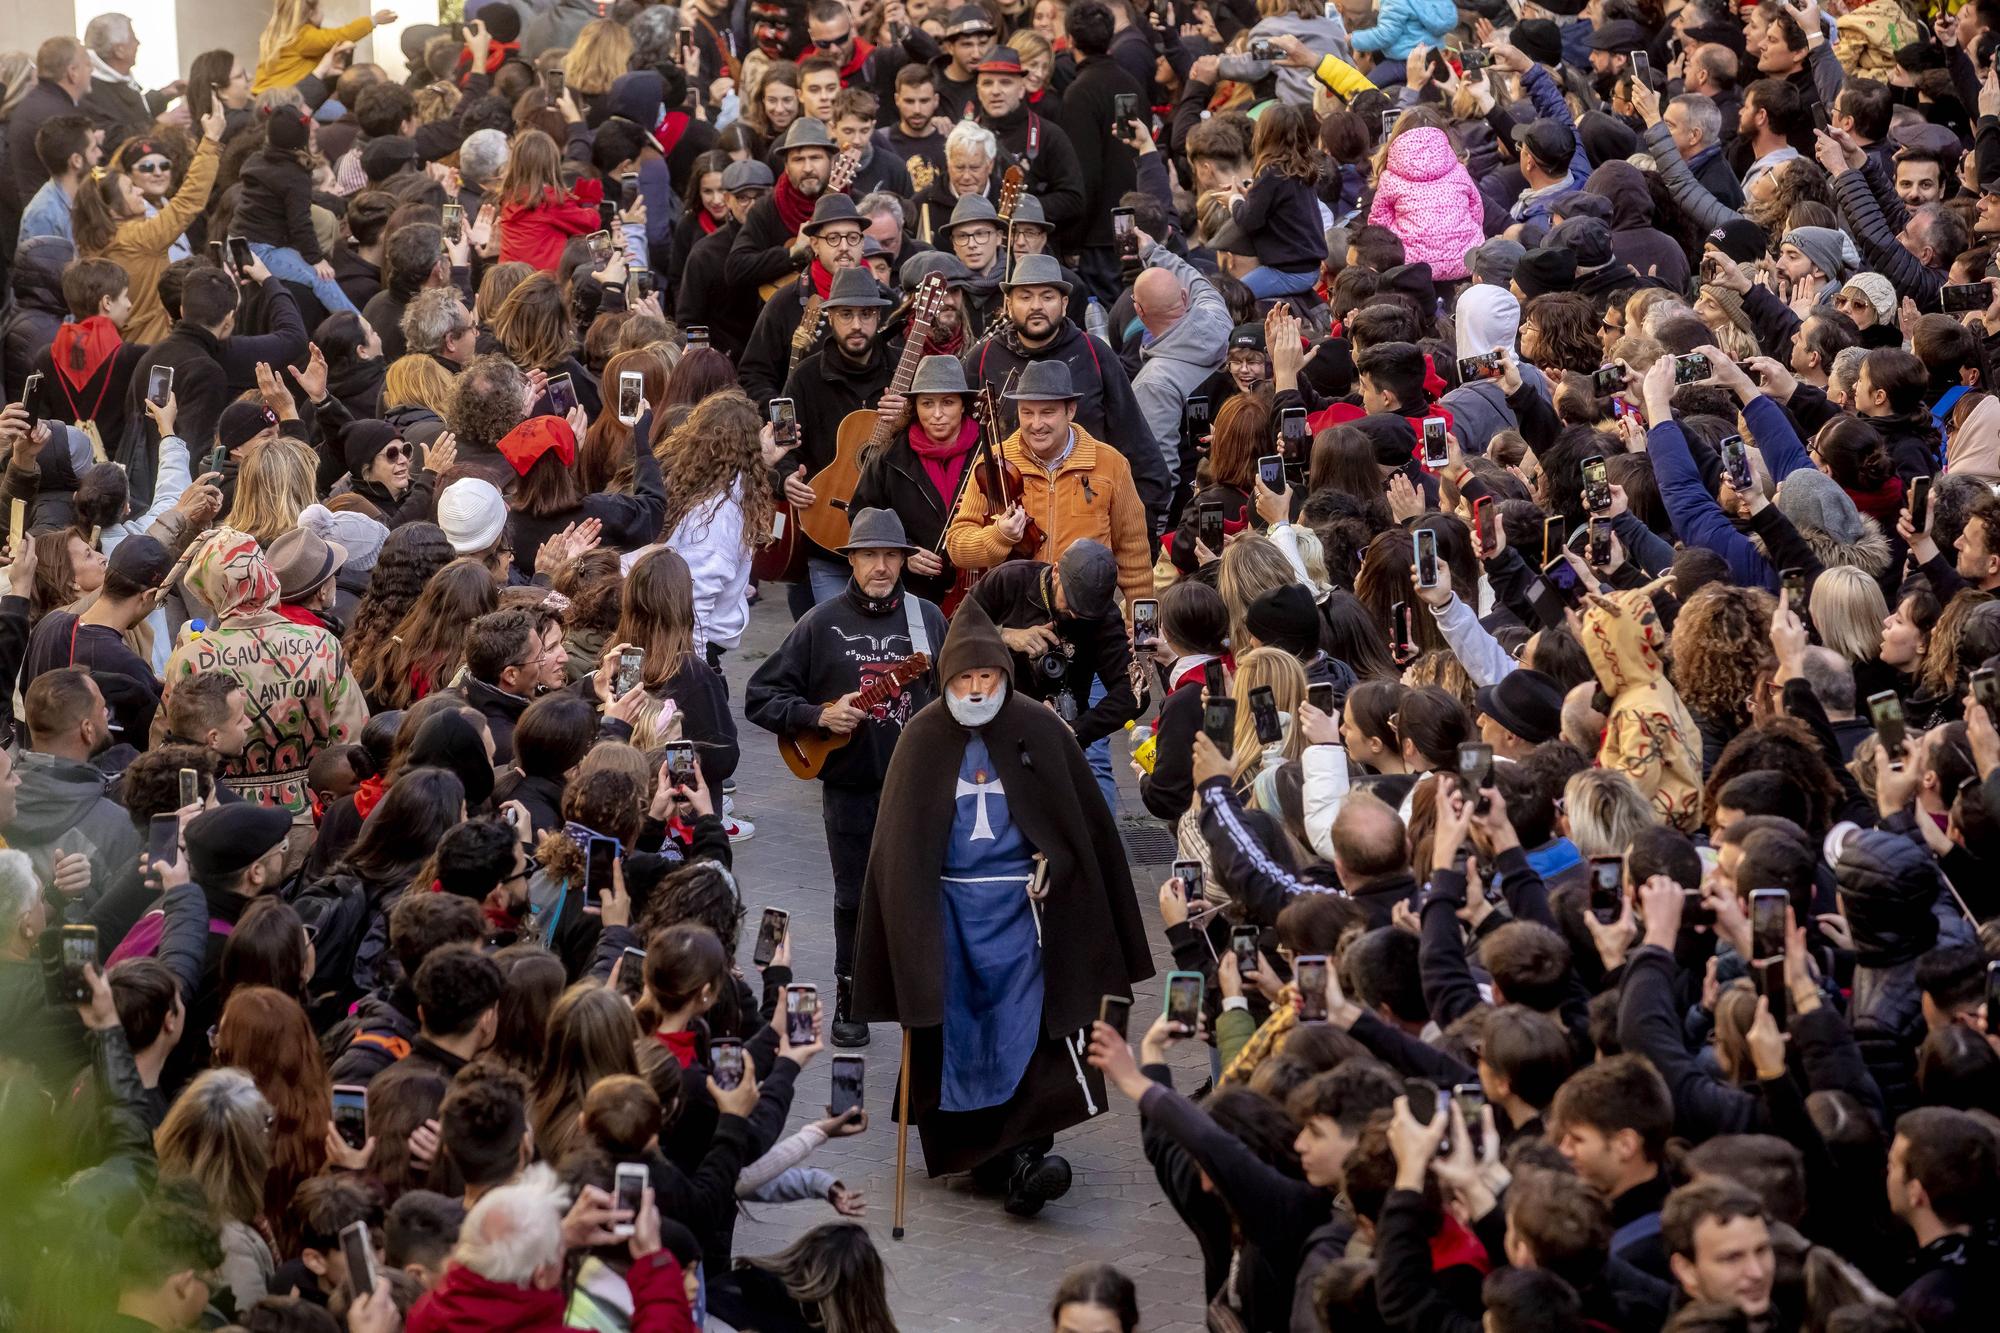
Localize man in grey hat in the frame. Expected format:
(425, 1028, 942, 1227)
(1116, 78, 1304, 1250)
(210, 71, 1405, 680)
(267, 528, 348, 632)
(746, 505, 950, 1045)
(725, 117, 838, 293)
(778, 269, 900, 610)
(939, 193, 1008, 288)
(897, 251, 984, 350)
(967, 253, 1171, 528)
(675, 157, 774, 362)
(1004, 193, 1089, 325)
(739, 190, 875, 405)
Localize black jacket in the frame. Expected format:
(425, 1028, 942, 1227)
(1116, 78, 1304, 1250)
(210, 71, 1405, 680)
(738, 278, 826, 408)
(980, 104, 1086, 238)
(464, 675, 532, 768)
(1138, 672, 1202, 821)
(1057, 57, 1145, 250)
(724, 195, 804, 294)
(4, 235, 72, 400)
(508, 419, 666, 578)
(236, 150, 324, 261)
(81, 76, 171, 150)
(968, 559, 1139, 747)
(3, 81, 82, 215)
(122, 323, 229, 503)
(675, 219, 755, 362)
(776, 341, 898, 560)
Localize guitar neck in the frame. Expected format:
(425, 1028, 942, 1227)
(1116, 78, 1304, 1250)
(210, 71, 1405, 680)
(852, 655, 925, 709)
(868, 312, 935, 447)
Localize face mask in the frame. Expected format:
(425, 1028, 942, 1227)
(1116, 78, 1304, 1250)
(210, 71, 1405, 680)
(946, 677, 1006, 727)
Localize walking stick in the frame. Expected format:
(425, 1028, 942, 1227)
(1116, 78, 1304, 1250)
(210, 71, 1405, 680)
(893, 1025, 913, 1239)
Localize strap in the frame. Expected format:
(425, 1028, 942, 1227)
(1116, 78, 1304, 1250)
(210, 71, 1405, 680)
(350, 1031, 412, 1059)
(904, 591, 929, 656)
(1610, 1211, 1662, 1252)
(1024, 113, 1040, 164)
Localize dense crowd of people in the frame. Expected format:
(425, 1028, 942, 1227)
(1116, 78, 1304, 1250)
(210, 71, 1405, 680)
(11, 0, 2000, 1327)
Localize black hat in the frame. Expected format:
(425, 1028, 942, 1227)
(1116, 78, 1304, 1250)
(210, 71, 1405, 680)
(1514, 247, 1577, 299)
(1353, 413, 1417, 467)
(1586, 19, 1648, 50)
(1549, 189, 1613, 223)
(1303, 336, 1355, 399)
(265, 107, 311, 152)
(362, 135, 419, 182)
(944, 4, 998, 36)
(1548, 216, 1615, 269)
(185, 804, 293, 885)
(1707, 217, 1768, 264)
(1512, 117, 1576, 174)
(800, 192, 864, 236)
(106, 533, 172, 590)
(1056, 540, 1117, 620)
(1475, 669, 1564, 746)
(341, 419, 403, 479)
(1228, 322, 1266, 352)
(219, 401, 279, 450)
(1514, 19, 1563, 67)
(1245, 584, 1322, 660)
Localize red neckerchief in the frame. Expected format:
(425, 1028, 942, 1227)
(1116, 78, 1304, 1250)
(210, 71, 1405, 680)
(273, 602, 326, 629)
(840, 37, 875, 83)
(1430, 1211, 1492, 1276)
(809, 259, 837, 298)
(698, 208, 722, 235)
(453, 39, 519, 83)
(907, 415, 979, 501)
(775, 172, 818, 235)
(353, 774, 385, 820)
(654, 108, 690, 158)
(921, 323, 966, 358)
(655, 1028, 699, 1068)
(53, 317, 121, 421)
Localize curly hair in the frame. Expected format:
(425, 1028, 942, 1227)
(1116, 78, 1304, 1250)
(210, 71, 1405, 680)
(1669, 584, 1776, 722)
(1745, 158, 1835, 240)
(343, 522, 454, 677)
(655, 390, 776, 556)
(552, 548, 624, 637)
(1522, 293, 1603, 376)
(1920, 589, 1994, 701)
(359, 559, 498, 709)
(1702, 718, 1844, 834)
(534, 769, 649, 885)
(492, 272, 575, 371)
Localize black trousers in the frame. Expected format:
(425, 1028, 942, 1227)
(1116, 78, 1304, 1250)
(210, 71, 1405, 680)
(821, 784, 880, 977)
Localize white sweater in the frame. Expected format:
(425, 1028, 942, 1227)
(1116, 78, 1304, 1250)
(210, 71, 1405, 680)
(667, 479, 750, 652)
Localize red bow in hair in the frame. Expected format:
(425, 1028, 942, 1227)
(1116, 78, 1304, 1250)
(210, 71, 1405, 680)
(496, 414, 578, 476)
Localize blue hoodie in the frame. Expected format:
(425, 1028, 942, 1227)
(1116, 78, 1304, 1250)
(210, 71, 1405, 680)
(1350, 0, 1455, 59)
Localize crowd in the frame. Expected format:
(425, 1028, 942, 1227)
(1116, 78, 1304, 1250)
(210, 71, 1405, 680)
(11, 0, 2000, 1327)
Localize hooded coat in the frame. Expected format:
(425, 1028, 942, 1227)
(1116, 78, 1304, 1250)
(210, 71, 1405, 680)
(1586, 161, 1690, 293)
(1349, 0, 1456, 58)
(1580, 590, 1703, 833)
(8, 749, 143, 891)
(154, 528, 368, 819)
(1368, 128, 1485, 282)
(3, 235, 72, 399)
(852, 598, 1155, 1173)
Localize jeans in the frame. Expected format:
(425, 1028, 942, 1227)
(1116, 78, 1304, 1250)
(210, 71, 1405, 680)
(785, 558, 850, 619)
(249, 242, 358, 314)
(1240, 265, 1321, 299)
(1083, 675, 1119, 816)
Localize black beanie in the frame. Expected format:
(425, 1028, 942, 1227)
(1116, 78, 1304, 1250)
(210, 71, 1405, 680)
(1245, 584, 1323, 660)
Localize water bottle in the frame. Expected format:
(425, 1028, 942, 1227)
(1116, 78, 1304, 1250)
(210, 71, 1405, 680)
(1085, 296, 1109, 343)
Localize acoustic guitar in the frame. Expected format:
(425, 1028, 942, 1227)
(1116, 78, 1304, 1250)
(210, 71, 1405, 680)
(796, 272, 949, 552)
(778, 651, 932, 779)
(983, 166, 1030, 344)
(757, 148, 862, 302)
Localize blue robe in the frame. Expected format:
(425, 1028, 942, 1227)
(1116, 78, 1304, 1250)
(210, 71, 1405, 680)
(937, 735, 1043, 1112)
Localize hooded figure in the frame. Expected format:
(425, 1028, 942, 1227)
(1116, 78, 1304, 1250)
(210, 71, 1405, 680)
(1579, 590, 1703, 833)
(852, 597, 1154, 1208)
(1945, 392, 2000, 479)
(1368, 128, 1485, 282)
(1773, 467, 1891, 578)
(1443, 285, 1554, 454)
(1586, 161, 1691, 294)
(155, 528, 367, 820)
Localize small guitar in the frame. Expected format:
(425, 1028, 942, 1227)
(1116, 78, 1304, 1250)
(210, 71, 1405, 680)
(787, 290, 825, 378)
(778, 651, 932, 779)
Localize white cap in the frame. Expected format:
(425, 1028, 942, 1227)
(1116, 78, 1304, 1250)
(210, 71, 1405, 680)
(437, 477, 508, 554)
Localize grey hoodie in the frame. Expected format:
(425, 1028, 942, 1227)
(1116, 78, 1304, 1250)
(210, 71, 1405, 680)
(1216, 14, 1354, 107)
(514, 0, 597, 60)
(9, 748, 142, 892)
(1132, 247, 1232, 483)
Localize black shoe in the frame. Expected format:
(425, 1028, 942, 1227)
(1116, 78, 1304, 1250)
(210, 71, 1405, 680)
(1003, 1153, 1072, 1217)
(832, 975, 870, 1048)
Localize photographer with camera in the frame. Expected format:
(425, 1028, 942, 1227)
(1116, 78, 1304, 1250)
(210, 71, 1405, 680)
(969, 542, 1139, 814)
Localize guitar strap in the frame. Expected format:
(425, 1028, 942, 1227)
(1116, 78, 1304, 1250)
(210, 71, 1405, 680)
(903, 592, 929, 656)
(1023, 115, 1040, 167)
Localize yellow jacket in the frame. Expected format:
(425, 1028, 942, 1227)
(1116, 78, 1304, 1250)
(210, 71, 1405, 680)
(253, 16, 378, 93)
(944, 423, 1153, 611)
(94, 140, 220, 345)
(1313, 54, 1377, 101)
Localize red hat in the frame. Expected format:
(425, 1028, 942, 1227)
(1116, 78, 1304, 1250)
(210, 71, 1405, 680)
(496, 415, 577, 476)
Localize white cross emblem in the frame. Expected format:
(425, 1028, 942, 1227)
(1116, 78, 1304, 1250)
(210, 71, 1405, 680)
(955, 771, 1003, 842)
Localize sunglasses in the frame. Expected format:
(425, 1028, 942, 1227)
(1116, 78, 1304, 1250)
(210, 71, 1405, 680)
(132, 158, 172, 173)
(813, 29, 853, 46)
(379, 444, 410, 463)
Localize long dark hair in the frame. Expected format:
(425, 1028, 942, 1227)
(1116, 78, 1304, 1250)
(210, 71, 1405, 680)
(187, 50, 237, 123)
(739, 1224, 900, 1333)
(1812, 416, 1894, 493)
(340, 766, 465, 888)
(344, 522, 453, 677)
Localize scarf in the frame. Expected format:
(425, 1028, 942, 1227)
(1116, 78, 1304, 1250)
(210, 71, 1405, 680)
(922, 323, 966, 358)
(654, 1028, 699, 1068)
(698, 208, 721, 236)
(52, 315, 121, 417)
(809, 258, 837, 299)
(87, 50, 142, 93)
(839, 37, 875, 82)
(775, 173, 818, 236)
(908, 415, 980, 501)
(654, 108, 691, 160)
(353, 774, 385, 820)
(453, 39, 520, 83)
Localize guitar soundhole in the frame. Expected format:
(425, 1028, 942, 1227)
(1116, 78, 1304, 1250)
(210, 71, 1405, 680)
(832, 499, 848, 512)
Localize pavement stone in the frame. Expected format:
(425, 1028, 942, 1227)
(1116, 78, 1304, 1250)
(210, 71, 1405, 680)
(715, 589, 1209, 1330)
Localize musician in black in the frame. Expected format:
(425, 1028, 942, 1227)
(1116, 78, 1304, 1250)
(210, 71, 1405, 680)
(851, 355, 983, 605)
(778, 268, 898, 610)
(744, 507, 948, 1047)
(739, 192, 877, 407)
(937, 195, 1006, 332)
(973, 47, 1084, 240)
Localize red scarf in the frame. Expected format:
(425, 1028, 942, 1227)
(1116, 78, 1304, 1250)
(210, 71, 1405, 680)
(273, 602, 327, 629)
(809, 259, 837, 298)
(353, 774, 385, 820)
(453, 39, 520, 84)
(908, 415, 979, 501)
(52, 316, 121, 420)
(922, 323, 966, 358)
(654, 1028, 699, 1068)
(775, 172, 818, 236)
(1846, 476, 1905, 524)
(698, 208, 721, 235)
(839, 37, 875, 83)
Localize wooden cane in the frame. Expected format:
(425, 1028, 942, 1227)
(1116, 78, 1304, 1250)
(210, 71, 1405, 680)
(892, 1025, 913, 1239)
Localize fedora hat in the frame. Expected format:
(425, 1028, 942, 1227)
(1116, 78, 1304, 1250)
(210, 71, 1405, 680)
(774, 117, 835, 154)
(1474, 669, 1564, 746)
(267, 527, 347, 602)
(1008, 193, 1055, 231)
(909, 355, 974, 397)
(937, 193, 1000, 239)
(801, 192, 864, 235)
(1002, 252, 1071, 293)
(899, 250, 973, 292)
(838, 507, 920, 553)
(977, 46, 1026, 76)
(1004, 360, 1080, 402)
(824, 268, 892, 309)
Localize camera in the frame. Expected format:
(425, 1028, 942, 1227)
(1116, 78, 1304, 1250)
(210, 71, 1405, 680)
(1034, 642, 1075, 681)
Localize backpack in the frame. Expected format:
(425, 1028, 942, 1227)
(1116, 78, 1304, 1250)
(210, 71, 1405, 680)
(105, 909, 231, 966)
(287, 871, 374, 1029)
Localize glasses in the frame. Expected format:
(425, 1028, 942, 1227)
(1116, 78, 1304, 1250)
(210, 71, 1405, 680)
(813, 29, 853, 46)
(956, 227, 999, 244)
(380, 444, 409, 463)
(819, 229, 865, 248)
(449, 322, 475, 338)
(132, 158, 171, 174)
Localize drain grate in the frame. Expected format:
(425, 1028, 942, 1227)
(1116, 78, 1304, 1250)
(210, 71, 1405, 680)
(1120, 819, 1179, 867)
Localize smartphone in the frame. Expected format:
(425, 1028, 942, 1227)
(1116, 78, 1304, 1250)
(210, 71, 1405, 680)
(546, 371, 580, 416)
(830, 1053, 865, 1115)
(56, 923, 95, 1004)
(769, 397, 799, 449)
(1454, 1082, 1487, 1154)
(1458, 351, 1499, 382)
(1202, 694, 1237, 748)
(178, 766, 200, 808)
(597, 198, 618, 232)
(1588, 856, 1623, 924)
(616, 945, 647, 1000)
(146, 365, 174, 408)
(1184, 394, 1212, 449)
(1588, 517, 1612, 567)
(584, 834, 618, 912)
(1391, 599, 1414, 659)
(1279, 405, 1308, 457)
(1413, 528, 1440, 589)
(1131, 598, 1159, 650)
(678, 28, 698, 68)
(1420, 416, 1448, 468)
(148, 813, 180, 871)
(1164, 969, 1203, 1033)
(1295, 954, 1329, 1020)
(1099, 993, 1132, 1037)
(1381, 108, 1401, 138)
(1720, 434, 1751, 491)
(1112, 205, 1137, 257)
(752, 907, 789, 967)
(6, 497, 22, 552)
(629, 264, 654, 300)
(1258, 453, 1284, 491)
(332, 1083, 368, 1149)
(1591, 363, 1624, 396)
(1113, 91, 1138, 123)
(339, 1221, 378, 1297)
(1749, 887, 1787, 961)
(1249, 684, 1281, 745)
(1975, 666, 2000, 716)
(1197, 501, 1224, 552)
(1909, 474, 1932, 533)
(664, 739, 697, 791)
(786, 985, 820, 1046)
(612, 1161, 647, 1237)
(604, 649, 641, 703)
(1986, 961, 2000, 1035)
(1460, 45, 1489, 71)
(441, 202, 464, 243)
(1308, 681, 1335, 716)
(1629, 50, 1651, 85)
(1228, 927, 1260, 978)
(1543, 553, 1583, 605)
(585, 228, 613, 261)
(1683, 888, 1717, 927)
(1168, 852, 1200, 904)
(208, 238, 229, 272)
(711, 1037, 746, 1089)
(1456, 741, 1493, 814)
(614, 370, 645, 427)
(1581, 455, 1611, 512)
(1782, 566, 1808, 609)
(543, 68, 565, 99)
(228, 235, 254, 275)
(1469, 495, 1493, 553)
(1203, 658, 1227, 698)
(686, 325, 710, 348)
(1942, 282, 1989, 313)
(1673, 351, 1711, 385)
(1868, 690, 1906, 765)
(620, 171, 641, 210)
(1433, 1085, 1455, 1155)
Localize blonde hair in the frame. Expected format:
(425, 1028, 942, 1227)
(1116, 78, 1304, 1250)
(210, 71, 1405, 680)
(1231, 646, 1307, 786)
(1216, 533, 1298, 652)
(413, 78, 462, 124)
(1809, 565, 1888, 665)
(257, 0, 317, 71)
(232, 435, 320, 548)
(1563, 767, 1654, 858)
(155, 1068, 273, 1224)
(580, 740, 653, 789)
(384, 352, 459, 416)
(563, 19, 636, 95)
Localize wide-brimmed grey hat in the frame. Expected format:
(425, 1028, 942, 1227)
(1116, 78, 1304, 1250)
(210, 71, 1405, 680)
(937, 193, 1001, 240)
(774, 117, 835, 154)
(1002, 252, 1071, 293)
(900, 250, 973, 292)
(838, 506, 920, 553)
(1008, 193, 1054, 232)
(824, 268, 891, 309)
(721, 159, 774, 191)
(909, 355, 974, 397)
(1004, 360, 1080, 402)
(801, 192, 864, 236)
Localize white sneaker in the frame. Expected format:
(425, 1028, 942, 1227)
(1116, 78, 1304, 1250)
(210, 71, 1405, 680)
(722, 793, 735, 816)
(726, 817, 756, 843)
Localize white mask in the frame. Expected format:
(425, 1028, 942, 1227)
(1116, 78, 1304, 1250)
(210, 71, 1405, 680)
(946, 677, 1007, 727)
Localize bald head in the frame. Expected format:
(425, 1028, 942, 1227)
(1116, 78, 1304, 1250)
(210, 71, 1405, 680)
(1561, 681, 1607, 756)
(1331, 791, 1407, 884)
(1133, 267, 1189, 338)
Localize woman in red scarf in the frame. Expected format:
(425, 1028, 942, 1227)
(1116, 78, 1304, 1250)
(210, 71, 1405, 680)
(850, 353, 984, 607)
(668, 150, 733, 301)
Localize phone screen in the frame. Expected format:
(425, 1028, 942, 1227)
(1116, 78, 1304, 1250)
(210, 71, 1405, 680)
(1099, 994, 1132, 1037)
(711, 1037, 745, 1089)
(1421, 417, 1447, 467)
(1202, 696, 1236, 748)
(147, 365, 174, 407)
(617, 371, 644, 424)
(1249, 685, 1281, 744)
(621, 172, 642, 209)
(1910, 475, 1932, 533)
(59, 925, 96, 1003)
(1131, 599, 1158, 649)
(1173, 858, 1204, 904)
(1231, 926, 1259, 974)
(1413, 529, 1439, 588)
(544, 68, 565, 99)
(787, 986, 820, 1045)
(614, 649, 644, 699)
(340, 1221, 378, 1296)
(547, 372, 580, 416)
(584, 836, 617, 910)
(1258, 453, 1283, 490)
(1295, 956, 1328, 1020)
(1455, 1083, 1487, 1154)
(616, 946, 647, 1000)
(1674, 352, 1711, 385)
(1113, 92, 1137, 122)
(1720, 436, 1750, 490)
(686, 325, 710, 347)
(665, 740, 697, 790)
(1197, 503, 1224, 552)
(1588, 518, 1612, 566)
(228, 236, 254, 273)
(753, 907, 788, 967)
(1456, 742, 1493, 800)
(612, 1163, 647, 1236)
(1164, 971, 1203, 1031)
(1391, 599, 1413, 655)
(830, 1054, 865, 1115)
(442, 203, 463, 242)
(1308, 681, 1335, 716)
(1280, 406, 1308, 453)
(332, 1084, 367, 1149)
(1588, 857, 1623, 923)
(1869, 690, 1906, 759)
(1975, 666, 2000, 715)
(1942, 282, 1988, 313)
(179, 766, 200, 808)
(148, 814, 180, 871)
(1750, 888, 1787, 960)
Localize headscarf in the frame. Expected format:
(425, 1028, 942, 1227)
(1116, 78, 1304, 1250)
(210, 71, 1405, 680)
(184, 527, 280, 622)
(1454, 286, 1521, 363)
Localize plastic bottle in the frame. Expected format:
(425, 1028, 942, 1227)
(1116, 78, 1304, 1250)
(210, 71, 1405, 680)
(1085, 296, 1109, 343)
(1126, 719, 1158, 774)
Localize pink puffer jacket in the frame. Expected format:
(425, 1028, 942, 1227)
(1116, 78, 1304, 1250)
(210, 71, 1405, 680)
(1367, 126, 1486, 282)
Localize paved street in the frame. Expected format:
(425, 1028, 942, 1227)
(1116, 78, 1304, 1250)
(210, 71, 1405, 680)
(717, 590, 1211, 1333)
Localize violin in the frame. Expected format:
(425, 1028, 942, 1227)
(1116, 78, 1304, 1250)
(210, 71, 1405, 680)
(971, 385, 1044, 560)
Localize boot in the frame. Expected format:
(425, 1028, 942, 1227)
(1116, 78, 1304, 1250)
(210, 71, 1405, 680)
(832, 974, 870, 1048)
(1004, 1151, 1073, 1217)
